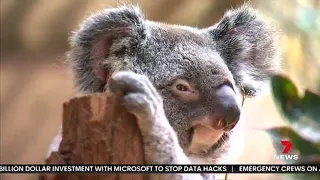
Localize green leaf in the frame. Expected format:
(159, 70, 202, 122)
(266, 127, 320, 157)
(301, 90, 320, 121)
(271, 75, 300, 121)
(271, 75, 320, 142)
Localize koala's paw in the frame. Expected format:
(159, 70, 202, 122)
(108, 71, 163, 124)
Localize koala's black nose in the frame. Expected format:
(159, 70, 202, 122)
(213, 84, 241, 131)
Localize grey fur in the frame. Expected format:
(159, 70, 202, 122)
(51, 4, 281, 180)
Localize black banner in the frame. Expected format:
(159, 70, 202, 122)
(0, 164, 319, 174)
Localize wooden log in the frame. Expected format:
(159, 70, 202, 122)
(40, 93, 146, 180)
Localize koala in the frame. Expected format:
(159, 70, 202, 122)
(47, 4, 280, 180)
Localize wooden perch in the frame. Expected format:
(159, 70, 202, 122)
(40, 93, 146, 180)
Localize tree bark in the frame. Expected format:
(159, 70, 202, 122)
(40, 93, 146, 180)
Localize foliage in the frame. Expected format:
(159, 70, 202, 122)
(267, 75, 320, 180)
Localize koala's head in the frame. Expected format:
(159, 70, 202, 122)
(68, 5, 280, 161)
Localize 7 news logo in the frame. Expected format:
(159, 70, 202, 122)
(274, 140, 299, 161)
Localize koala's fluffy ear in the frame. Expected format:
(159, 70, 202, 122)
(205, 5, 281, 97)
(68, 6, 147, 92)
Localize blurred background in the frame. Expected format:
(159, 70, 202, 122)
(1, 0, 319, 180)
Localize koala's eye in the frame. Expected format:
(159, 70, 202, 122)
(171, 79, 199, 101)
(176, 84, 188, 91)
(172, 79, 192, 92)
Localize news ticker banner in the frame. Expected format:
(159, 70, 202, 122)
(1, 164, 319, 174)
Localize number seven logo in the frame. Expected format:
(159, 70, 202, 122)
(281, 140, 292, 154)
